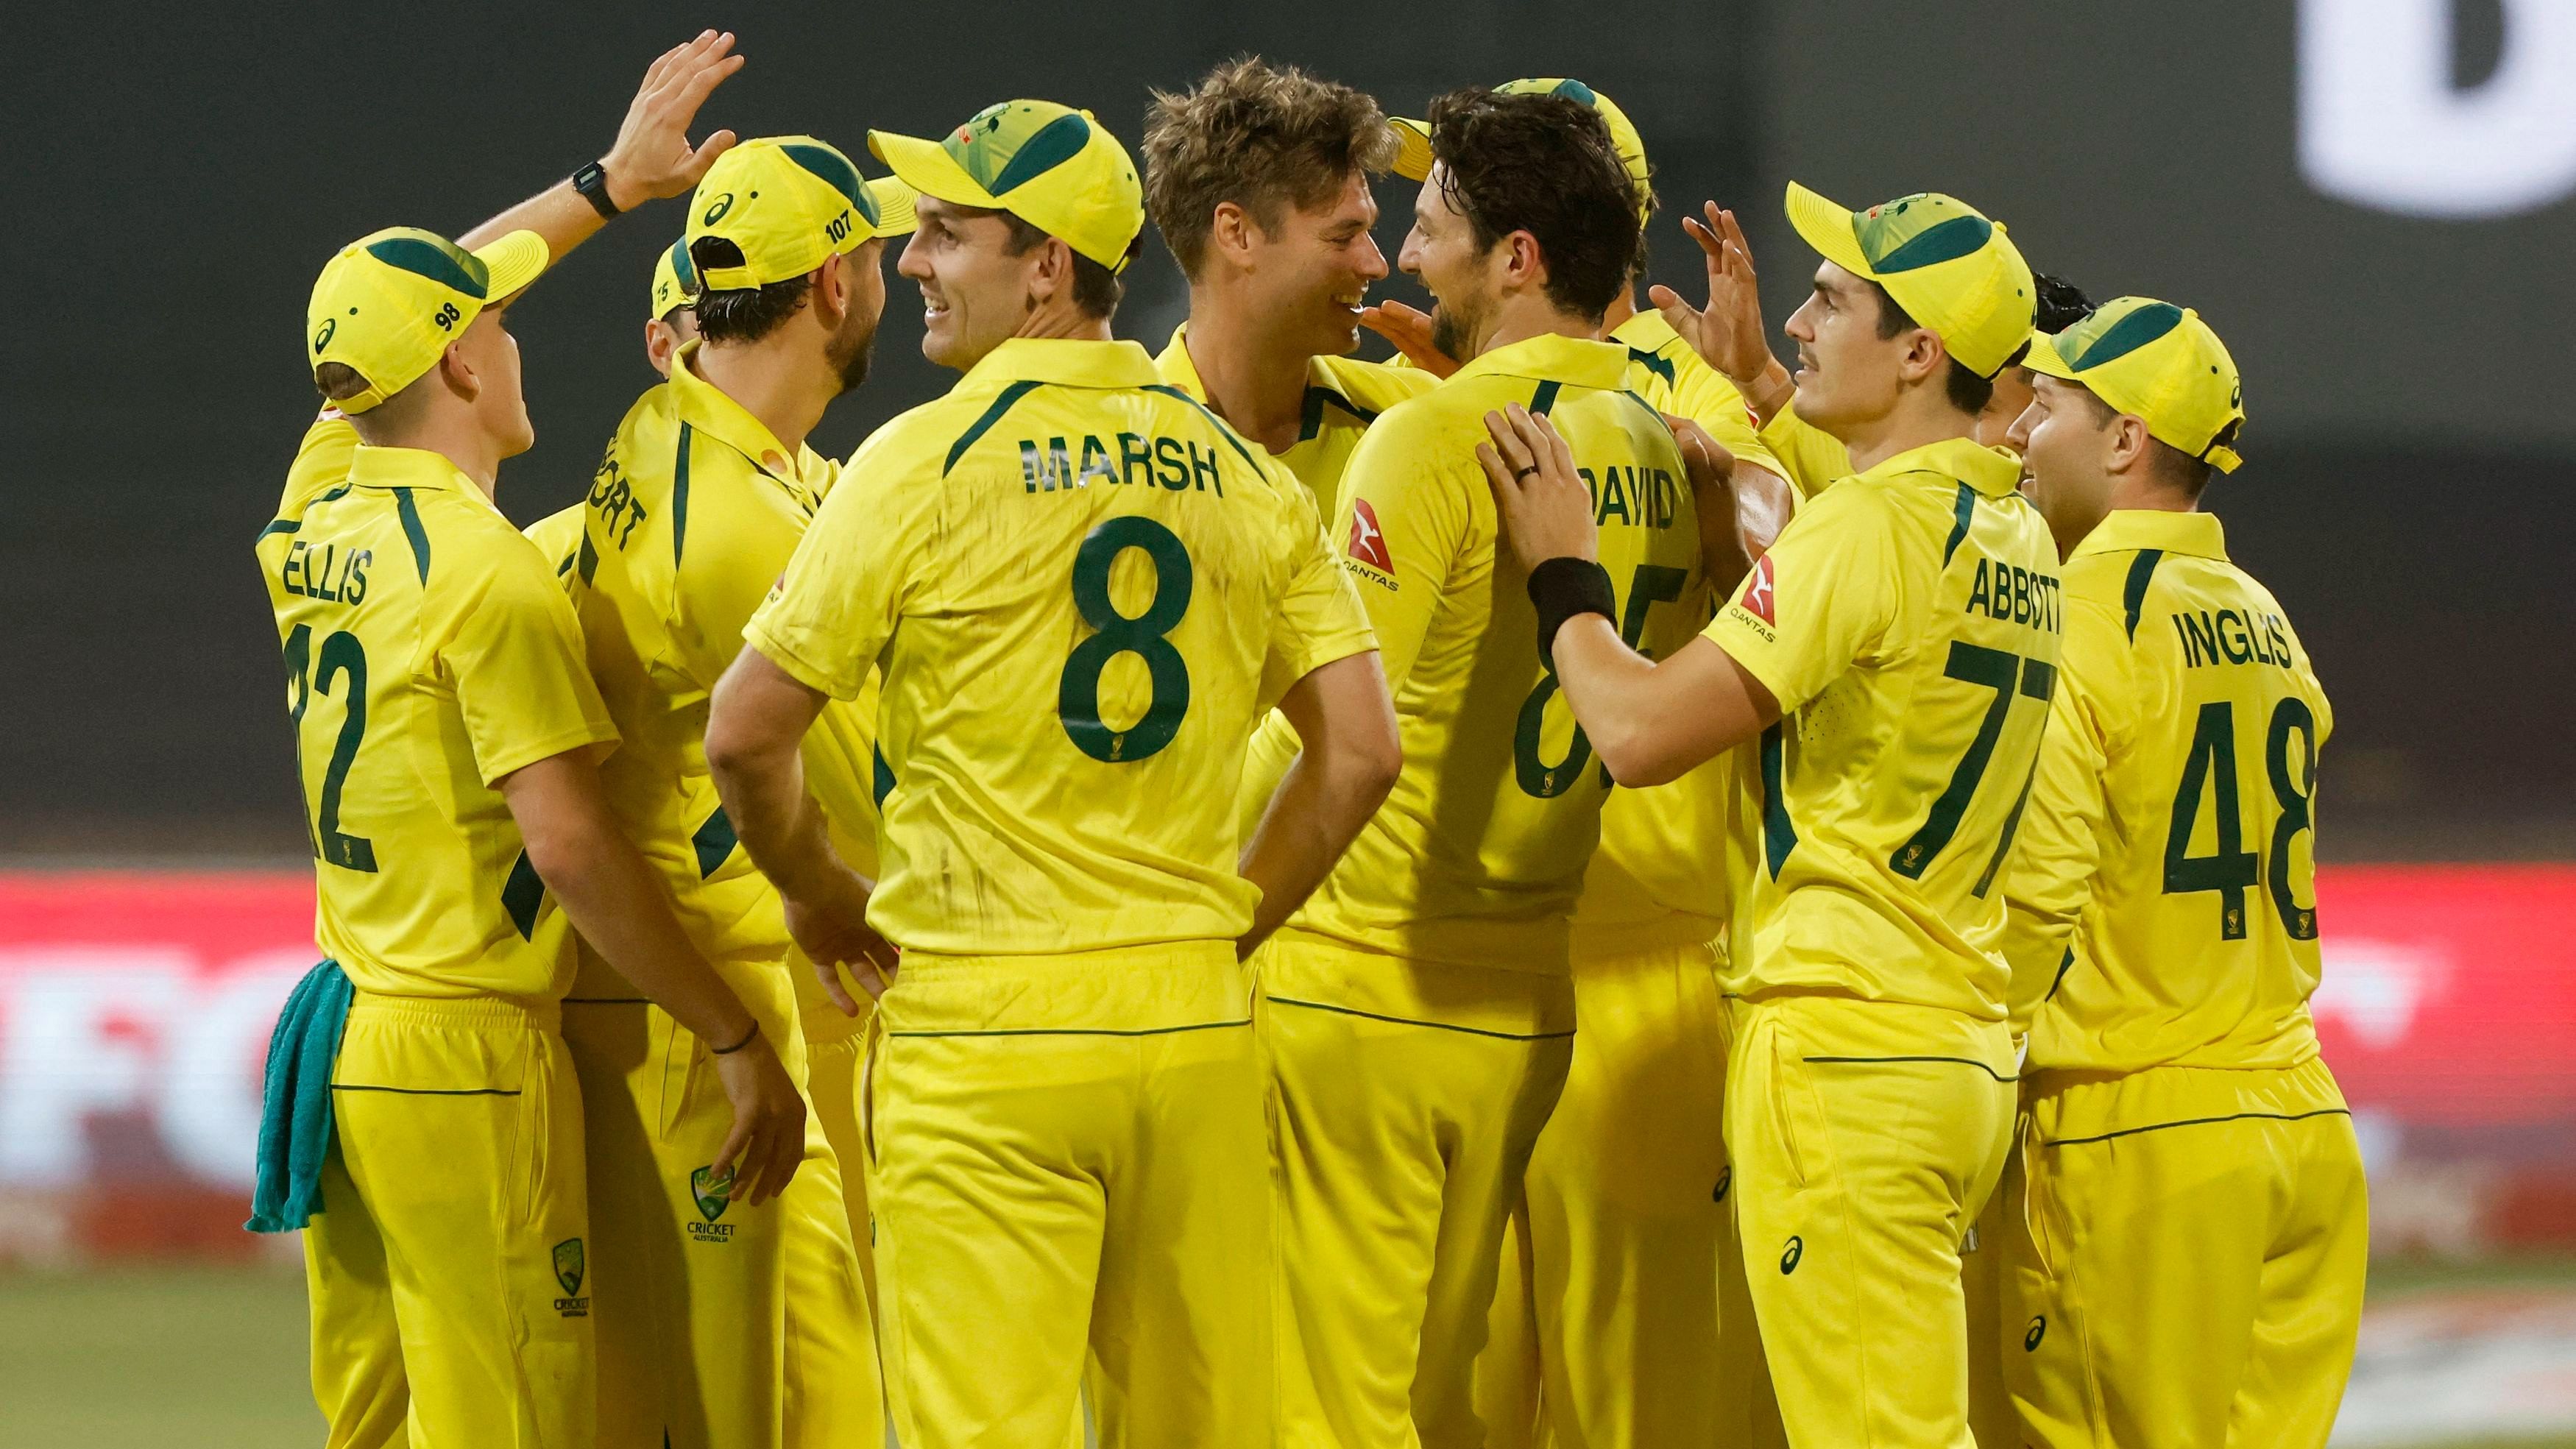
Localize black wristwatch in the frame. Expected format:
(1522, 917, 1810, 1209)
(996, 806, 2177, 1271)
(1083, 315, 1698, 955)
(573, 160, 620, 219)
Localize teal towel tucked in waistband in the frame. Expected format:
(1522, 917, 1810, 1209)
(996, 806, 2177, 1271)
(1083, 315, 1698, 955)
(245, 959, 353, 1233)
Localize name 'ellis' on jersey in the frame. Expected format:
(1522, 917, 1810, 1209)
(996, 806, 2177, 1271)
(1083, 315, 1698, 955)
(258, 418, 618, 999)
(2002, 510, 2333, 1073)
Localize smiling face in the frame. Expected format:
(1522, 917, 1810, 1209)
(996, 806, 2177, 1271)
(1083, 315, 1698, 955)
(1239, 169, 1388, 357)
(1781, 260, 1914, 433)
(2006, 373, 2120, 558)
(897, 195, 1046, 371)
(1399, 166, 1505, 362)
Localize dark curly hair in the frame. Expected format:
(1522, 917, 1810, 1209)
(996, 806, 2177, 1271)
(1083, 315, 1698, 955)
(1426, 87, 1642, 321)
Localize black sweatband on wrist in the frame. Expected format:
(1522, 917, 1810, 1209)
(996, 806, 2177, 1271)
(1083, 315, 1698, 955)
(1527, 557, 1618, 670)
(711, 1021, 760, 1055)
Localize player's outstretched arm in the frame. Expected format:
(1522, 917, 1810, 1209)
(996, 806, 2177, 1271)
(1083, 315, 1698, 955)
(499, 751, 804, 1205)
(1479, 405, 1780, 786)
(1237, 651, 1402, 959)
(705, 645, 898, 1012)
(456, 30, 746, 264)
(1649, 203, 1795, 424)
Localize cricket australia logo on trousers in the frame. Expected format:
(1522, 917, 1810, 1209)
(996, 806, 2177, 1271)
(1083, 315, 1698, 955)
(552, 1238, 590, 1317)
(689, 1166, 737, 1243)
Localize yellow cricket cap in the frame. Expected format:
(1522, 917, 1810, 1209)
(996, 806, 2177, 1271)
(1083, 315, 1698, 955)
(1784, 183, 2035, 379)
(1390, 79, 1652, 221)
(684, 136, 916, 293)
(869, 100, 1144, 272)
(305, 227, 548, 413)
(2026, 297, 2246, 473)
(650, 237, 698, 320)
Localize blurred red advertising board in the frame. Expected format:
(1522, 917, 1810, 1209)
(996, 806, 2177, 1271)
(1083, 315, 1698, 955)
(0, 867, 2567, 1258)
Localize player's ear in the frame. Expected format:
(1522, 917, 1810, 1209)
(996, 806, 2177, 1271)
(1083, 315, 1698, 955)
(438, 340, 481, 403)
(1209, 200, 1256, 267)
(1502, 230, 1543, 293)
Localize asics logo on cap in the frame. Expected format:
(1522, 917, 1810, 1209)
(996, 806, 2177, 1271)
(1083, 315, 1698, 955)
(1853, 194, 1994, 274)
(311, 318, 336, 354)
(701, 193, 735, 226)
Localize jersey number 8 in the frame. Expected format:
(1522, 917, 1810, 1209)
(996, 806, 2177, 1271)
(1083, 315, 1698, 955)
(1058, 516, 1192, 764)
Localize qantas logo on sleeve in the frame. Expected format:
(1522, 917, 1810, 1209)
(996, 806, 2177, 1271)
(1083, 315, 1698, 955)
(1738, 554, 1777, 625)
(1347, 498, 1393, 571)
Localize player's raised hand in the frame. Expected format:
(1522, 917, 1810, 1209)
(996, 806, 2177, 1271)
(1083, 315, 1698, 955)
(1649, 204, 1775, 389)
(1478, 405, 1599, 568)
(1359, 300, 1460, 379)
(708, 1030, 806, 1205)
(600, 29, 746, 210)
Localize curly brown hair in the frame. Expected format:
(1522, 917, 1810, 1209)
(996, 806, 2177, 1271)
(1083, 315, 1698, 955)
(1143, 57, 1398, 280)
(1426, 87, 1642, 321)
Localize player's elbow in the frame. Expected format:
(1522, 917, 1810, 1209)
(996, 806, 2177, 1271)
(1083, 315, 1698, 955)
(1593, 718, 1687, 789)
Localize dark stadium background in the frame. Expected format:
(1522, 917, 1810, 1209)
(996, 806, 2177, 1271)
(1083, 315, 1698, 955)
(5, 0, 2568, 864)
(7, 3, 2575, 1443)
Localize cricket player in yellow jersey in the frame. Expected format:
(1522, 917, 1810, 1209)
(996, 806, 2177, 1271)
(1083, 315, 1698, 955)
(247, 35, 809, 1446)
(1654, 200, 2098, 500)
(564, 134, 913, 1449)
(526, 240, 704, 578)
(1386, 76, 1804, 1449)
(1141, 59, 1432, 524)
(1997, 300, 2363, 1449)
(1242, 89, 1709, 1449)
(700, 98, 1400, 1449)
(1484, 181, 2056, 1449)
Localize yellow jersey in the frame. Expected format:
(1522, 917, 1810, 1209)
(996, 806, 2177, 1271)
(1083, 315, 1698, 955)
(2000, 510, 2332, 1073)
(1152, 325, 1434, 524)
(1754, 397, 1855, 501)
(571, 342, 846, 982)
(744, 337, 1374, 956)
(1273, 332, 1708, 973)
(1569, 313, 1791, 954)
(1704, 437, 2061, 1024)
(256, 423, 618, 999)
(524, 503, 586, 585)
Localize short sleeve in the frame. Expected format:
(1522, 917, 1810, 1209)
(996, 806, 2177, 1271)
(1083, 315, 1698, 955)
(1332, 411, 1473, 692)
(743, 436, 930, 701)
(1699, 482, 1903, 714)
(1259, 484, 1379, 708)
(436, 533, 619, 785)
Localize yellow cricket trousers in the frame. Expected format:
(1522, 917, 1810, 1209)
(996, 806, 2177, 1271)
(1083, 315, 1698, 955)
(304, 991, 590, 1449)
(2002, 1057, 2368, 1449)
(1473, 931, 1777, 1448)
(1260, 932, 1576, 1449)
(562, 946, 877, 1449)
(1727, 994, 2017, 1449)
(867, 945, 1271, 1449)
